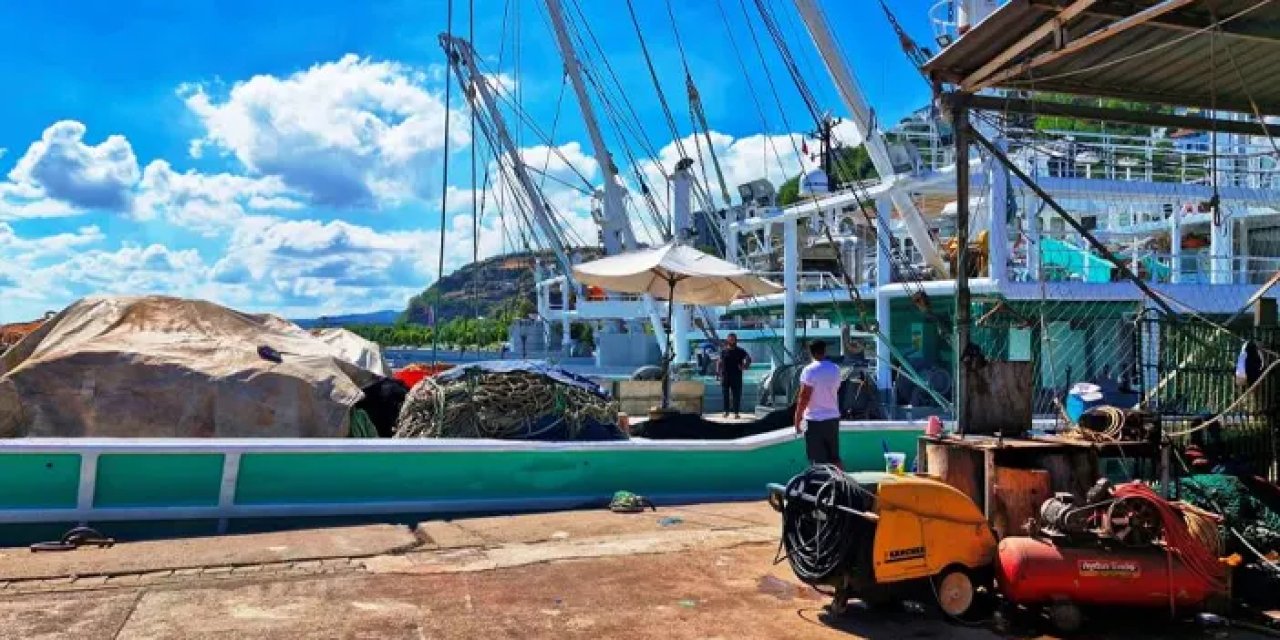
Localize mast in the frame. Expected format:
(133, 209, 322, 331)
(544, 0, 637, 254)
(440, 34, 576, 283)
(543, 0, 674, 358)
(671, 160, 693, 364)
(790, 0, 950, 278)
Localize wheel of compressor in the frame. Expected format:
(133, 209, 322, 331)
(1106, 496, 1163, 546)
(935, 567, 977, 618)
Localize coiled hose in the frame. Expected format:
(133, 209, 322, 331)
(781, 465, 873, 584)
(1113, 482, 1228, 594)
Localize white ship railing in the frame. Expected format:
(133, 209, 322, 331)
(1009, 127, 1280, 188)
(755, 271, 844, 292)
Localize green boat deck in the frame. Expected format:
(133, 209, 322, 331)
(0, 423, 924, 543)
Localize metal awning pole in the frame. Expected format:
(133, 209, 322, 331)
(954, 99, 972, 434)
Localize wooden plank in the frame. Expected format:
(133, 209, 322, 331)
(963, 361, 1034, 436)
(975, 0, 1199, 91)
(1257, 298, 1278, 328)
(991, 467, 1052, 539)
(925, 442, 983, 509)
(984, 449, 997, 522)
(1038, 450, 1099, 499)
(960, 0, 1100, 92)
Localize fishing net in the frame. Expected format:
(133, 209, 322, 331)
(394, 363, 625, 441)
(1176, 474, 1280, 556)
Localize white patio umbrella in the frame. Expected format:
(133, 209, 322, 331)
(572, 243, 783, 410)
(572, 243, 783, 305)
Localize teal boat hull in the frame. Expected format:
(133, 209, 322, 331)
(0, 424, 923, 543)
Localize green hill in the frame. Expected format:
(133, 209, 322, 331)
(403, 249, 599, 324)
(344, 249, 601, 349)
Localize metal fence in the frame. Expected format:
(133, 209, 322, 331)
(968, 297, 1142, 417)
(1135, 312, 1280, 479)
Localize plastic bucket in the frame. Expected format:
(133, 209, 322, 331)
(884, 452, 906, 475)
(1066, 383, 1104, 423)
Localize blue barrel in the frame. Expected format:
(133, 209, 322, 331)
(1065, 383, 1104, 423)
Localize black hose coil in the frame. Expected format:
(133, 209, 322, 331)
(781, 464, 873, 584)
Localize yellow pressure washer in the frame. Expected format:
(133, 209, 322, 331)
(768, 465, 997, 616)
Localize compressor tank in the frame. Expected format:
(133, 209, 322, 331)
(996, 537, 1219, 608)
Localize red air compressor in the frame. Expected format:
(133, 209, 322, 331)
(995, 481, 1228, 632)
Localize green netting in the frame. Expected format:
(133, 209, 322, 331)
(969, 296, 1142, 416)
(348, 408, 379, 439)
(1176, 473, 1280, 556)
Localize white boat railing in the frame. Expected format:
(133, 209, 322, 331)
(1007, 127, 1280, 188)
(754, 271, 845, 293)
(1008, 249, 1280, 286)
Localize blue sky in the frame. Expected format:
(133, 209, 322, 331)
(0, 0, 937, 320)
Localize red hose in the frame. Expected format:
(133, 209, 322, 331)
(1113, 482, 1227, 594)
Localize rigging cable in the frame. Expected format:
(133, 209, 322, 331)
(564, 0, 674, 240)
(736, 0, 805, 162)
(432, 0, 455, 363)
(626, 0, 690, 162)
(876, 0, 931, 72)
(713, 0, 792, 178)
(470, 0, 481, 345)
(660, 0, 732, 214)
(750, 0, 823, 128)
(687, 75, 735, 210)
(566, 0, 666, 163)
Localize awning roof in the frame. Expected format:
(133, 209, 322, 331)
(923, 0, 1280, 117)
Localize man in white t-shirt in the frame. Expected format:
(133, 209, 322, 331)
(794, 340, 843, 469)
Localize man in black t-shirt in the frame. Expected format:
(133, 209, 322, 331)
(717, 333, 751, 418)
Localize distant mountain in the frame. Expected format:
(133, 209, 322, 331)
(403, 248, 601, 324)
(292, 309, 401, 329)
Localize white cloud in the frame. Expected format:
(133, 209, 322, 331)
(0, 195, 79, 220)
(0, 222, 104, 263)
(75, 244, 202, 298)
(247, 195, 304, 211)
(6, 121, 140, 212)
(2, 243, 205, 314)
(519, 141, 598, 189)
(0, 118, 307, 233)
(207, 216, 437, 314)
(637, 131, 810, 206)
(181, 54, 467, 208)
(133, 160, 303, 236)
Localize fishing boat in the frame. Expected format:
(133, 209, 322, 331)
(524, 0, 1280, 422)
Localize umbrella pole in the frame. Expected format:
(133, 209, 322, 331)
(661, 278, 677, 410)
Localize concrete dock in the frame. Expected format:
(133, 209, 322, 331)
(0, 502, 1265, 639)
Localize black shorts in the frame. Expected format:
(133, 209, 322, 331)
(804, 418, 841, 465)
